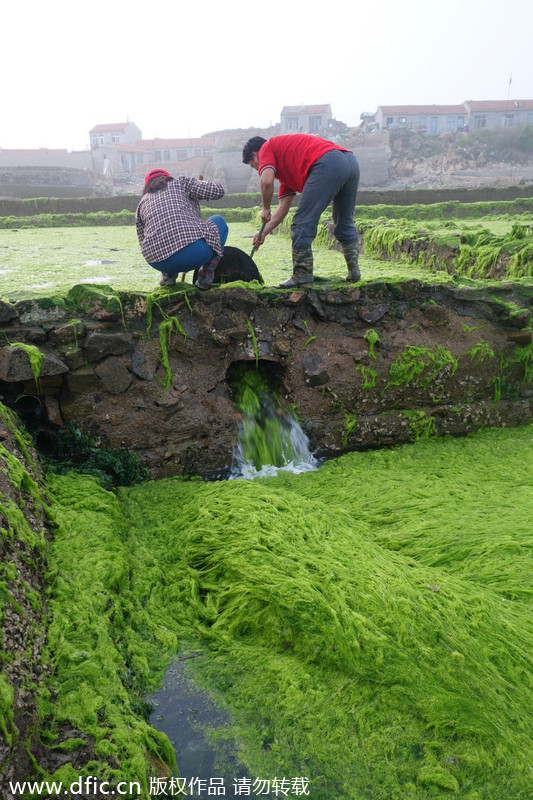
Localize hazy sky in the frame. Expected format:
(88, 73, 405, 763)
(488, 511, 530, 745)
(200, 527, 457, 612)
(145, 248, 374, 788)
(2, 0, 531, 151)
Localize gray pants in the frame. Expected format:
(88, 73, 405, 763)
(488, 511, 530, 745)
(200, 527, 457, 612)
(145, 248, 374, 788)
(291, 149, 360, 250)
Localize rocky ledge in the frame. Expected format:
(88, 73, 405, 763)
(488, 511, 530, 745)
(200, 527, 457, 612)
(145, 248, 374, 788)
(0, 279, 532, 478)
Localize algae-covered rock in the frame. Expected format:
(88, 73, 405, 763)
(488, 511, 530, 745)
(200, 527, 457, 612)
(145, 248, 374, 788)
(0, 405, 48, 792)
(0, 345, 68, 382)
(0, 299, 19, 323)
(66, 284, 124, 320)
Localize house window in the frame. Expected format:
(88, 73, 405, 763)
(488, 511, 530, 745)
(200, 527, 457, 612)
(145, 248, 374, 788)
(527, 112, 533, 126)
(111, 135, 120, 144)
(386, 117, 394, 127)
(163, 150, 170, 161)
(154, 151, 161, 161)
(177, 151, 187, 161)
(286, 117, 299, 130)
(446, 116, 455, 131)
(430, 116, 438, 135)
(99, 136, 105, 146)
(418, 116, 427, 132)
(136, 153, 143, 164)
(457, 116, 465, 130)
(502, 113, 514, 127)
(91, 137, 99, 148)
(309, 116, 322, 132)
(194, 149, 202, 156)
(473, 114, 487, 129)
(398, 117, 407, 125)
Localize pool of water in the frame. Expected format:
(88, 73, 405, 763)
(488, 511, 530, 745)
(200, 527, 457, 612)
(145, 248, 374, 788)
(149, 653, 247, 798)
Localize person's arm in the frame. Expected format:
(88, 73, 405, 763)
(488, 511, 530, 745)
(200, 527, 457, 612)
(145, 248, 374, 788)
(135, 206, 144, 244)
(259, 167, 275, 223)
(186, 177, 225, 202)
(253, 194, 294, 248)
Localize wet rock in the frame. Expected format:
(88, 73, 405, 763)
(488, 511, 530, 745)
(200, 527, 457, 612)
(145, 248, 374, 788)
(94, 356, 134, 394)
(0, 347, 68, 382)
(508, 329, 533, 345)
(44, 395, 63, 427)
(356, 302, 390, 323)
(66, 365, 102, 394)
(131, 340, 160, 380)
(16, 300, 67, 324)
(303, 351, 329, 387)
(84, 332, 133, 363)
(0, 299, 19, 323)
(49, 321, 87, 346)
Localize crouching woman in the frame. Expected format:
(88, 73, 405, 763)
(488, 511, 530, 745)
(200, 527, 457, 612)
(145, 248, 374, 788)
(135, 168, 228, 289)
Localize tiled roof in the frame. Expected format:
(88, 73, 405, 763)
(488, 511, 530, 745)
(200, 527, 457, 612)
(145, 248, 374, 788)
(281, 105, 331, 115)
(378, 104, 466, 115)
(90, 122, 131, 133)
(464, 99, 533, 111)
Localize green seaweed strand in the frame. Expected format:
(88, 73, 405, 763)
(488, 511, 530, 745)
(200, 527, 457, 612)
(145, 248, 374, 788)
(385, 344, 457, 393)
(10, 342, 44, 384)
(158, 317, 187, 389)
(246, 319, 259, 368)
(364, 329, 380, 358)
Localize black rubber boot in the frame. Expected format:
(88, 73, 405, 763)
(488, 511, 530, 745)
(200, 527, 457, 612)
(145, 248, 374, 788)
(279, 247, 314, 288)
(342, 241, 361, 282)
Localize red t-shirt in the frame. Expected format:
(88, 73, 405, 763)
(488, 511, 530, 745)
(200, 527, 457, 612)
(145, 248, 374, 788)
(258, 134, 349, 198)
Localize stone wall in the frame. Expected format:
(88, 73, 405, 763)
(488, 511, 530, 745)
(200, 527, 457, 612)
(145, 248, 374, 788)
(0, 166, 94, 199)
(0, 281, 531, 478)
(2, 185, 533, 218)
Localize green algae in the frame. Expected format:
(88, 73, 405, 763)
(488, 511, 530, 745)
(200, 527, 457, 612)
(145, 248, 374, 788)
(464, 340, 495, 363)
(355, 198, 533, 222)
(357, 216, 533, 280)
(357, 365, 377, 390)
(48, 422, 148, 489)
(36, 423, 533, 798)
(0, 405, 49, 776)
(0, 674, 16, 747)
(364, 328, 380, 358)
(143, 293, 190, 389)
(158, 317, 187, 389)
(8, 342, 44, 384)
(401, 409, 438, 439)
(341, 412, 357, 447)
(41, 474, 177, 791)
(385, 344, 458, 394)
(230, 365, 301, 470)
(0, 404, 38, 469)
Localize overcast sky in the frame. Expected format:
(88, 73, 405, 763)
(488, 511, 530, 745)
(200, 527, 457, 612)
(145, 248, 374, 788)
(2, 0, 531, 151)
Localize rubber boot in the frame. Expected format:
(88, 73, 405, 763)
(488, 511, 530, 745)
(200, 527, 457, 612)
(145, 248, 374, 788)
(159, 272, 177, 287)
(279, 247, 314, 288)
(342, 241, 361, 282)
(195, 253, 221, 290)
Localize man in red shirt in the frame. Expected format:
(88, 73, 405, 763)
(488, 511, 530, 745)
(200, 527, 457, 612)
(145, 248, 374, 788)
(242, 134, 360, 287)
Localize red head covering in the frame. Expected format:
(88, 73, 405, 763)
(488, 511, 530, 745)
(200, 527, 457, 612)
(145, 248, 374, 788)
(144, 168, 171, 183)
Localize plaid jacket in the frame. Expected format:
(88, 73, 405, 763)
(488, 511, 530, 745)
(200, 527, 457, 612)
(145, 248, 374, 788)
(135, 177, 225, 264)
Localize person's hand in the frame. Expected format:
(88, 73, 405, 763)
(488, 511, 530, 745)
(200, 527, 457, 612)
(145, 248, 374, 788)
(253, 230, 265, 249)
(260, 208, 271, 224)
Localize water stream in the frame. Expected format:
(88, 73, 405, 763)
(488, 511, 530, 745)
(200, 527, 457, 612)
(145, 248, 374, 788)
(149, 654, 246, 797)
(229, 366, 318, 479)
(148, 367, 318, 786)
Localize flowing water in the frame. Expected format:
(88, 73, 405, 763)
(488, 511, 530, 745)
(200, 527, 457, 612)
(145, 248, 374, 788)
(229, 366, 318, 479)
(148, 654, 246, 798)
(148, 370, 318, 788)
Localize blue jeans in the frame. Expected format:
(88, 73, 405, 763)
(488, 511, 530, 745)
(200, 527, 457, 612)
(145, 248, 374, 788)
(291, 150, 359, 249)
(150, 215, 228, 275)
